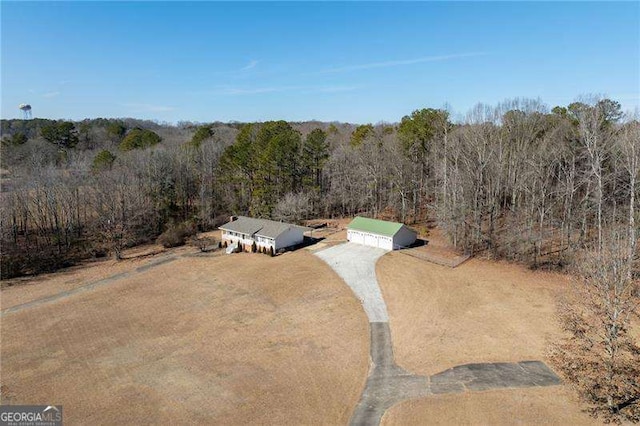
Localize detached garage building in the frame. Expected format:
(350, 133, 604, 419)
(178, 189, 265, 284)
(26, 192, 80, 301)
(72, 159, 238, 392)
(347, 216, 417, 250)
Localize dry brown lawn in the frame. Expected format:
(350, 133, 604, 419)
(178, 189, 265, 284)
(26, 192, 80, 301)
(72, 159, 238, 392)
(1, 252, 165, 310)
(1, 233, 223, 310)
(376, 234, 599, 424)
(377, 253, 568, 375)
(1, 250, 369, 424)
(382, 387, 598, 425)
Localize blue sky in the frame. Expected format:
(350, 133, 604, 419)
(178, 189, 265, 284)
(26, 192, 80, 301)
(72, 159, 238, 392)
(1, 1, 639, 123)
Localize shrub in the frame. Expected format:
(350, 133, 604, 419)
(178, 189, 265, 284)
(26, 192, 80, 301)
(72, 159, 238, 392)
(157, 223, 196, 248)
(188, 235, 216, 252)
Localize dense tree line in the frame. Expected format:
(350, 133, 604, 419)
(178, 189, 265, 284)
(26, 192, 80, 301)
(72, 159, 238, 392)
(0, 97, 637, 278)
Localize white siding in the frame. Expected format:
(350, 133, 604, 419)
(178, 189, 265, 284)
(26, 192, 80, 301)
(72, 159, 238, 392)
(347, 230, 365, 245)
(349, 229, 393, 250)
(273, 227, 305, 250)
(222, 230, 254, 247)
(379, 236, 393, 250)
(364, 233, 379, 247)
(221, 224, 306, 252)
(348, 225, 416, 250)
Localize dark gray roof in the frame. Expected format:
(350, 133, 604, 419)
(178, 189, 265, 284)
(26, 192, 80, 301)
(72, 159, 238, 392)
(219, 216, 309, 239)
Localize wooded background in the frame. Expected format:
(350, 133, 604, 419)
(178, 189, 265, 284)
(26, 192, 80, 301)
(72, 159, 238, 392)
(1, 97, 638, 278)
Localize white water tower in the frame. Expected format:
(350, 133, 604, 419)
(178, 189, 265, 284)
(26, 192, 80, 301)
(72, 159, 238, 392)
(19, 104, 32, 119)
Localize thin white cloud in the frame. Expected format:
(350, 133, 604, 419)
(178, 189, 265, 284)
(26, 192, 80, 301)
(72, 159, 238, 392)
(317, 52, 487, 74)
(241, 60, 259, 71)
(43, 91, 61, 98)
(121, 103, 175, 112)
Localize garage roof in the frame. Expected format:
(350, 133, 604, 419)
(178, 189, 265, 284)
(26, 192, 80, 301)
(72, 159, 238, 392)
(347, 216, 405, 237)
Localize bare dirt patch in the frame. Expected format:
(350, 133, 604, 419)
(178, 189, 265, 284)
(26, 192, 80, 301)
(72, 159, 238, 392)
(304, 218, 349, 242)
(404, 227, 470, 267)
(1, 250, 369, 424)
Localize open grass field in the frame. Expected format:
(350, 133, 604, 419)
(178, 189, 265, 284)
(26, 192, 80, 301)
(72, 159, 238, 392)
(376, 235, 603, 424)
(382, 387, 598, 425)
(377, 253, 569, 376)
(1, 245, 178, 310)
(2, 222, 636, 425)
(1, 249, 369, 424)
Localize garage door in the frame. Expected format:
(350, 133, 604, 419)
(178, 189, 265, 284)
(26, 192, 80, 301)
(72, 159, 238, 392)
(378, 237, 393, 250)
(348, 230, 365, 245)
(349, 231, 393, 250)
(364, 233, 378, 247)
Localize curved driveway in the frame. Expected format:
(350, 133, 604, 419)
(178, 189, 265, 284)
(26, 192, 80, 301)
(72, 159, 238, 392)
(315, 242, 562, 426)
(315, 242, 389, 322)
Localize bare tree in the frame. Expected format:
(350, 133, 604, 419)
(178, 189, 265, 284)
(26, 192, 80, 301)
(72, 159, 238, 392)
(272, 192, 312, 224)
(617, 118, 639, 277)
(552, 228, 640, 423)
(570, 98, 620, 251)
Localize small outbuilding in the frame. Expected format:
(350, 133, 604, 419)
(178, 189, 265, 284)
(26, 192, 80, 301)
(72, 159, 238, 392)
(347, 216, 417, 250)
(219, 216, 308, 253)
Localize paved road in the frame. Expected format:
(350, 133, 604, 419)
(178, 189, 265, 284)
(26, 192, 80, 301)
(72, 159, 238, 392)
(315, 242, 562, 426)
(350, 322, 430, 425)
(315, 243, 389, 322)
(349, 323, 561, 426)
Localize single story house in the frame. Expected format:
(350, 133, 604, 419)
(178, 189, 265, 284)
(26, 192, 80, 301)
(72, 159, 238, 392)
(347, 216, 417, 250)
(220, 216, 308, 252)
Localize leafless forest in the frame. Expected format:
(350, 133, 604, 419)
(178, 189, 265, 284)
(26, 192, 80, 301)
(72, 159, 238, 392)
(1, 97, 637, 277)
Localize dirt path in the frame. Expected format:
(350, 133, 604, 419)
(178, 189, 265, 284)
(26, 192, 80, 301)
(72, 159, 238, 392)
(315, 244, 562, 426)
(1, 255, 178, 316)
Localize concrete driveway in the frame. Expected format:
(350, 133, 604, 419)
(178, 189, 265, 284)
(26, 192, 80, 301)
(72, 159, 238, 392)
(315, 241, 562, 426)
(315, 242, 389, 322)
